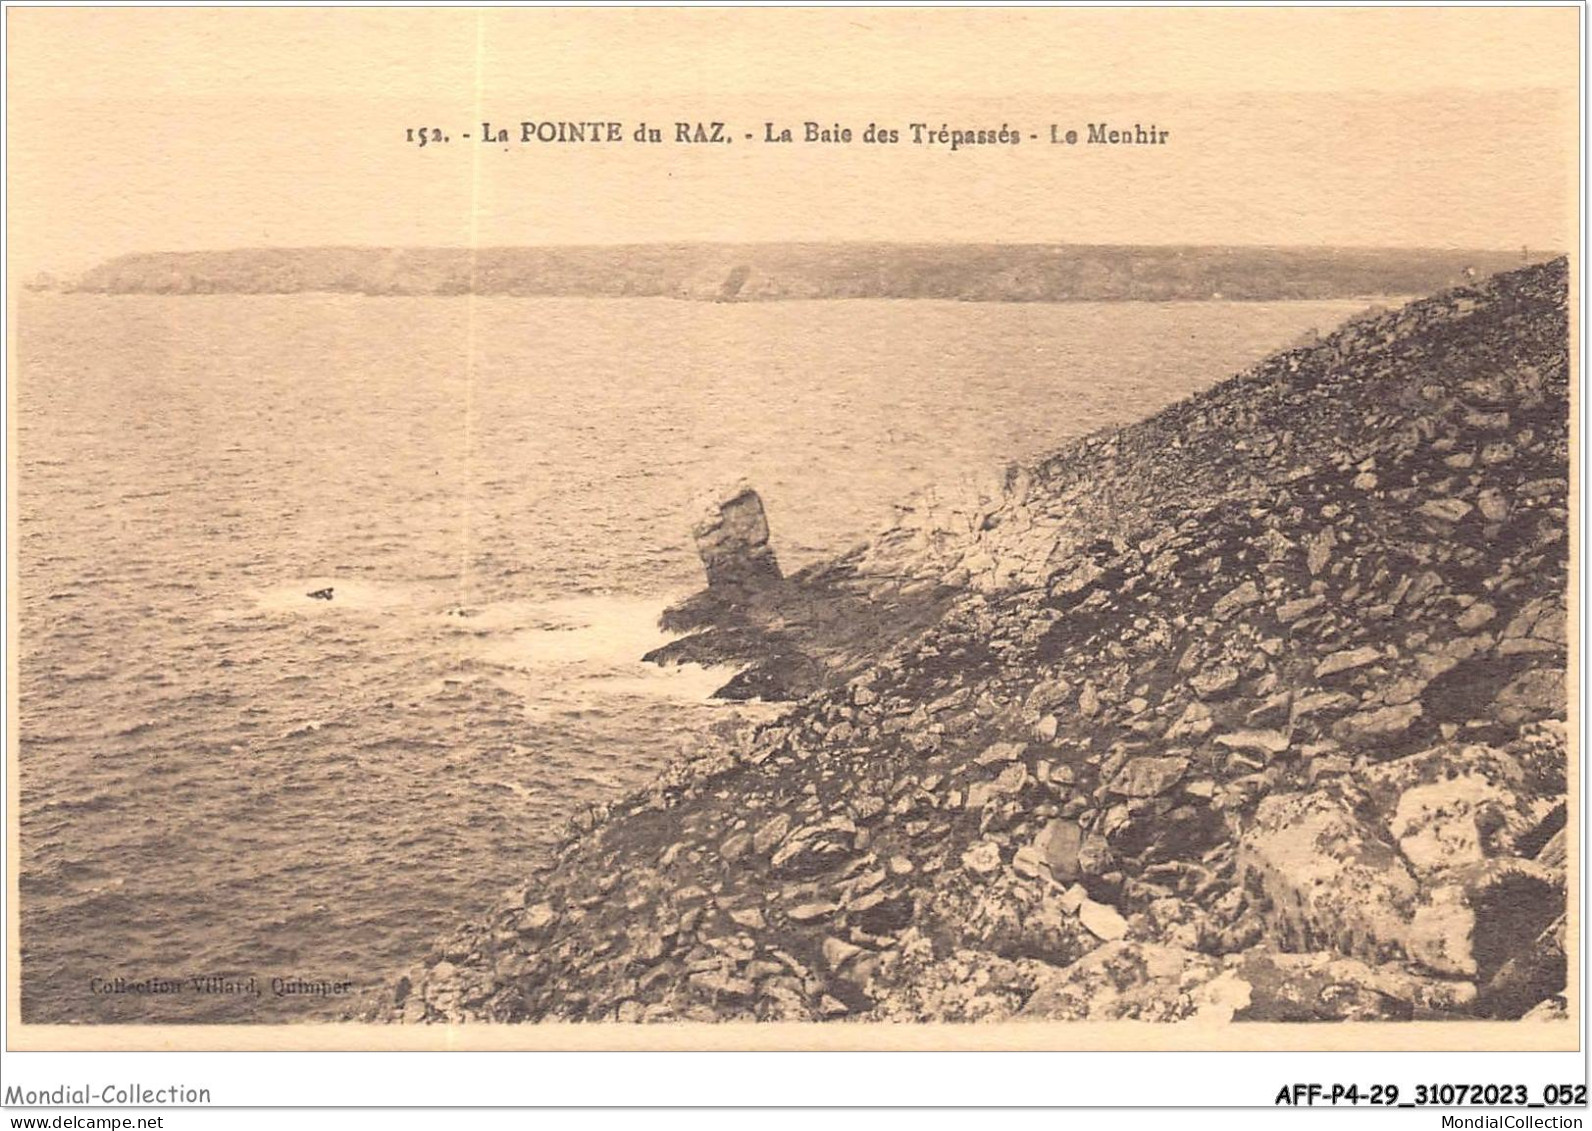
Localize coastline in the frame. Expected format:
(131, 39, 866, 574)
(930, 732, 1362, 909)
(369, 257, 1571, 1026)
(48, 243, 1536, 303)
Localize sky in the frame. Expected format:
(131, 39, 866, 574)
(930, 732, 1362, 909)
(7, 7, 1580, 277)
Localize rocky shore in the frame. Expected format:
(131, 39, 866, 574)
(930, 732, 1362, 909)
(373, 257, 1570, 1025)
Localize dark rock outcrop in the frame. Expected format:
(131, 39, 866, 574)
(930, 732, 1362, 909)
(648, 486, 956, 701)
(691, 482, 782, 594)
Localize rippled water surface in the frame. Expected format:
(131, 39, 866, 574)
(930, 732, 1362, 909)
(16, 293, 1370, 1021)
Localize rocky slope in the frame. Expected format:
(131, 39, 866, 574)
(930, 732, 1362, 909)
(374, 257, 1570, 1025)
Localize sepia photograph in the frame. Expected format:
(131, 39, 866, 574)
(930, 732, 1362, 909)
(2, 4, 1582, 1093)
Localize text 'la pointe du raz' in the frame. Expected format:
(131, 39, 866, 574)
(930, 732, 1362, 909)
(466, 120, 1170, 149)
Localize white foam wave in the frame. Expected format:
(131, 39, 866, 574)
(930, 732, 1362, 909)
(468, 593, 745, 706)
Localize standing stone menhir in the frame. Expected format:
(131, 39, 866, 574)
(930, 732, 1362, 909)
(690, 481, 783, 593)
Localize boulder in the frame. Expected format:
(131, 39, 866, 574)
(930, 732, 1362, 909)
(1079, 898, 1129, 941)
(962, 840, 1003, 876)
(1232, 951, 1475, 1021)
(1214, 730, 1291, 759)
(1032, 820, 1085, 882)
(769, 818, 857, 877)
(1494, 669, 1566, 726)
(1109, 755, 1189, 798)
(1190, 664, 1240, 699)
(1419, 498, 1473, 524)
(1238, 789, 1419, 961)
(1359, 744, 1535, 872)
(1212, 580, 1262, 620)
(1332, 702, 1423, 749)
(753, 813, 792, 855)
(850, 889, 916, 935)
(515, 903, 559, 939)
(1315, 646, 1384, 679)
(1277, 595, 1325, 624)
(1407, 861, 1564, 986)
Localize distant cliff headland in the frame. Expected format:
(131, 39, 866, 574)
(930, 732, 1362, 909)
(50, 244, 1538, 302)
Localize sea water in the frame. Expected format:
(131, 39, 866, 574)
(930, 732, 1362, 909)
(15, 292, 1371, 1021)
